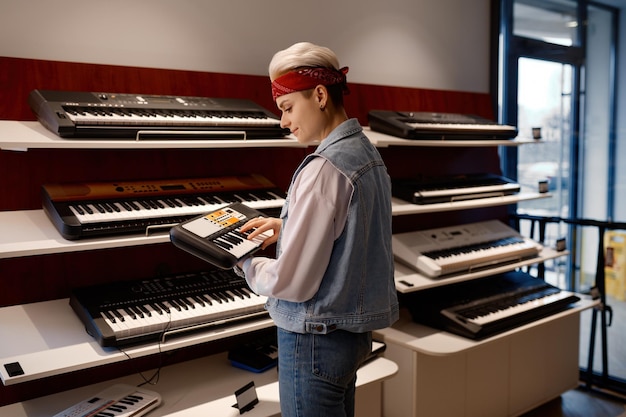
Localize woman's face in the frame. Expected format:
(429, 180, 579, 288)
(276, 90, 326, 145)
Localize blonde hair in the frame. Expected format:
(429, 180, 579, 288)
(269, 42, 341, 82)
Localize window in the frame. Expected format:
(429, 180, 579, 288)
(498, 0, 624, 394)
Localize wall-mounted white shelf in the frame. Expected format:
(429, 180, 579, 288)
(0, 210, 172, 259)
(0, 191, 547, 260)
(0, 121, 537, 152)
(0, 297, 274, 385)
(0, 121, 304, 151)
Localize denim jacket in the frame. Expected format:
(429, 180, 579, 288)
(267, 118, 399, 334)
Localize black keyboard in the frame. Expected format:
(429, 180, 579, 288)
(400, 270, 580, 339)
(29, 89, 290, 139)
(392, 173, 520, 204)
(70, 269, 268, 347)
(368, 110, 518, 140)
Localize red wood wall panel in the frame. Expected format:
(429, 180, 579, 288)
(0, 56, 495, 125)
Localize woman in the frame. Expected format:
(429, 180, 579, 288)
(236, 41, 399, 417)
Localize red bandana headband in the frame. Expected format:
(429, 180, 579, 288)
(271, 66, 349, 101)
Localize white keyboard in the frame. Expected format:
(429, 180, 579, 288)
(392, 219, 543, 277)
(52, 384, 161, 417)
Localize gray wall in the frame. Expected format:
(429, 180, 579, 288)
(0, 0, 490, 93)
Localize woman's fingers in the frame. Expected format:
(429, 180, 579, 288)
(240, 217, 281, 248)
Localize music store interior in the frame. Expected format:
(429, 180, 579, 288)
(1, 0, 626, 416)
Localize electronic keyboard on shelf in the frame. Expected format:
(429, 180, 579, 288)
(42, 174, 286, 240)
(399, 270, 581, 340)
(392, 219, 543, 277)
(28, 89, 290, 139)
(70, 269, 268, 347)
(368, 110, 518, 140)
(392, 172, 520, 204)
(170, 202, 272, 270)
(53, 384, 161, 417)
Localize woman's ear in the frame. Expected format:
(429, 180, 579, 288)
(315, 85, 328, 110)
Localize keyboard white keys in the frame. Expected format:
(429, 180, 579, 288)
(70, 269, 269, 347)
(444, 291, 573, 326)
(44, 174, 286, 240)
(68, 192, 285, 224)
(102, 288, 267, 341)
(169, 202, 274, 270)
(66, 109, 279, 127)
(212, 228, 272, 259)
(53, 383, 161, 417)
(419, 237, 542, 277)
(464, 291, 579, 326)
(403, 270, 581, 340)
(406, 122, 514, 131)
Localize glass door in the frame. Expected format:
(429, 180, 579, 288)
(499, 0, 624, 393)
(516, 58, 572, 289)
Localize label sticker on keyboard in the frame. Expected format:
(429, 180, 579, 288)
(182, 207, 247, 238)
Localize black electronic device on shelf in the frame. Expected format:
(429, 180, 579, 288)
(368, 110, 518, 140)
(392, 172, 520, 205)
(400, 270, 580, 340)
(28, 89, 290, 139)
(69, 269, 268, 347)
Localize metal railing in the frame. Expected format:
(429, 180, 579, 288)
(511, 213, 626, 394)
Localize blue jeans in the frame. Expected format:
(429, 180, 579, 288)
(277, 327, 372, 417)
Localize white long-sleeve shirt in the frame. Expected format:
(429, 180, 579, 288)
(241, 156, 352, 302)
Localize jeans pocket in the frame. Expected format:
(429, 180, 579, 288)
(311, 331, 371, 386)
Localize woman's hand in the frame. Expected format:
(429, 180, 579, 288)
(240, 216, 282, 250)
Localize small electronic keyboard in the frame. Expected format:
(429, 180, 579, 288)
(52, 383, 161, 417)
(368, 110, 518, 140)
(392, 173, 520, 204)
(42, 174, 285, 240)
(392, 219, 542, 277)
(28, 89, 289, 139)
(170, 202, 272, 269)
